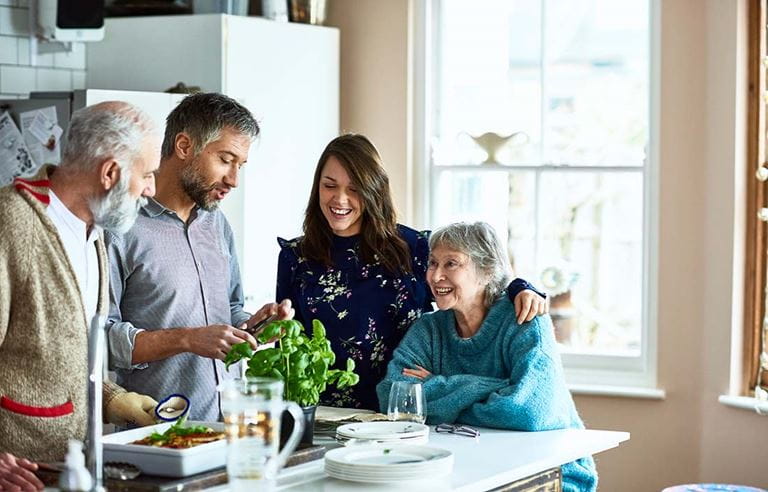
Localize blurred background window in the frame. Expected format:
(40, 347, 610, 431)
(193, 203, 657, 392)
(428, 0, 651, 364)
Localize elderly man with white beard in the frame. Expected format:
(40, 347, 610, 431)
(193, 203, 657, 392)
(0, 101, 161, 491)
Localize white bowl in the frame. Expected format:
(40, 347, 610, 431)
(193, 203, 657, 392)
(102, 421, 226, 477)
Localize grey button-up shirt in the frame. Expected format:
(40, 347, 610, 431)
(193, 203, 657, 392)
(105, 198, 250, 422)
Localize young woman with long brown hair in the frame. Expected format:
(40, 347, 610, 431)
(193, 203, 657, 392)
(276, 134, 546, 409)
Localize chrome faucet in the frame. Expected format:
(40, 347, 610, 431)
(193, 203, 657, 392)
(86, 313, 106, 491)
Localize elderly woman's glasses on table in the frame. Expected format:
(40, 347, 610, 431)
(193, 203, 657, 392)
(435, 423, 479, 438)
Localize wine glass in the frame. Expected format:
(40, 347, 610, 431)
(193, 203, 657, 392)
(387, 381, 427, 424)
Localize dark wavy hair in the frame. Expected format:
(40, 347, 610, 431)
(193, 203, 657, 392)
(301, 134, 411, 274)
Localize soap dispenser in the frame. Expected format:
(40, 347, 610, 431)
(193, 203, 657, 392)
(59, 439, 93, 492)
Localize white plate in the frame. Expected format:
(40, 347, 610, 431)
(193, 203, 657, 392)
(325, 461, 451, 477)
(326, 460, 451, 476)
(335, 421, 429, 440)
(324, 444, 453, 483)
(337, 434, 430, 446)
(325, 463, 452, 483)
(325, 468, 450, 483)
(102, 421, 226, 477)
(325, 443, 452, 468)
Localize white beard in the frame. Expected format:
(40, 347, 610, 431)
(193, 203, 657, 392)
(89, 171, 146, 234)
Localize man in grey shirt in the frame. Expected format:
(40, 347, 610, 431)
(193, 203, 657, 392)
(106, 93, 293, 422)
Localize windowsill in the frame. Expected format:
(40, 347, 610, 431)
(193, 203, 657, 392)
(569, 383, 666, 399)
(718, 394, 768, 414)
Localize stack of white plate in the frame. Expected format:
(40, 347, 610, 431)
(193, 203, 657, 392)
(324, 443, 454, 483)
(335, 421, 430, 445)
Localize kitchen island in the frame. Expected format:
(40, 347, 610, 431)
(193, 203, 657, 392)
(210, 427, 629, 491)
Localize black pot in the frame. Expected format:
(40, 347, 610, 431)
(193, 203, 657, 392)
(279, 404, 316, 450)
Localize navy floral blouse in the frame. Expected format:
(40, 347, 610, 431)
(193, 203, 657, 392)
(276, 224, 541, 410)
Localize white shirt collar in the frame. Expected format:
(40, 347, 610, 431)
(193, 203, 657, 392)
(48, 190, 101, 244)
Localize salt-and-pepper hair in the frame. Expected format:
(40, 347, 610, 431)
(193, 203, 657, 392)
(60, 101, 155, 174)
(429, 222, 512, 308)
(161, 92, 259, 159)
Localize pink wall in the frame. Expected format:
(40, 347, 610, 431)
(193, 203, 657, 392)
(327, 0, 768, 489)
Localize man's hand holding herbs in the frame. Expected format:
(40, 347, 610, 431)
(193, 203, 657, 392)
(241, 299, 294, 343)
(184, 324, 258, 361)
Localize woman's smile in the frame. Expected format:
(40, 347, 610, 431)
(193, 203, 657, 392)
(319, 156, 363, 237)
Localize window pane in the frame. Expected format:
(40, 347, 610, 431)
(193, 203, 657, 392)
(434, 0, 542, 166)
(434, 0, 648, 167)
(430, 0, 649, 361)
(544, 0, 649, 165)
(532, 171, 642, 355)
(433, 169, 643, 356)
(432, 171, 520, 241)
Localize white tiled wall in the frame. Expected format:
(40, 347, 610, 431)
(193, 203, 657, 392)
(0, 2, 86, 99)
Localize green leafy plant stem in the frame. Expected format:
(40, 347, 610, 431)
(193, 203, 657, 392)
(224, 319, 359, 407)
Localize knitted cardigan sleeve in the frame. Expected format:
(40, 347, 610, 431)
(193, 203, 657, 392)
(0, 193, 28, 346)
(0, 233, 16, 346)
(102, 381, 126, 414)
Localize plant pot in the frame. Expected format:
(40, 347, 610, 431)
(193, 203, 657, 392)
(280, 404, 316, 450)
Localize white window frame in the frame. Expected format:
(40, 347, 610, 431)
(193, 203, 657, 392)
(410, 0, 662, 394)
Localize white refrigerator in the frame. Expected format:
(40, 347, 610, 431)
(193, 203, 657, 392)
(87, 14, 341, 309)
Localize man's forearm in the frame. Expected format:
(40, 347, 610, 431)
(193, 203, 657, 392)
(132, 328, 191, 364)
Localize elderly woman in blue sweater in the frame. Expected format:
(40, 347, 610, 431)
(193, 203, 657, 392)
(376, 222, 597, 492)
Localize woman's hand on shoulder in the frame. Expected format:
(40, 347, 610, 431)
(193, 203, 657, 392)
(402, 365, 431, 380)
(514, 290, 550, 324)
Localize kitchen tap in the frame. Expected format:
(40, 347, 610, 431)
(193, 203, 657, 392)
(86, 313, 106, 491)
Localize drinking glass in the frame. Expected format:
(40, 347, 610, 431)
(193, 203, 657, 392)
(219, 377, 303, 491)
(387, 381, 427, 423)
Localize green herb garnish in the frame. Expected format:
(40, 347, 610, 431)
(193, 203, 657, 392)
(145, 417, 210, 444)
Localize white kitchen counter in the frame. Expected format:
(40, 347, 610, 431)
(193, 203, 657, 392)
(210, 427, 629, 491)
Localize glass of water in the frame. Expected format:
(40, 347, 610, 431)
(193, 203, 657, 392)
(387, 381, 427, 423)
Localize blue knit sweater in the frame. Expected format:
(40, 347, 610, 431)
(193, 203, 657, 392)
(376, 296, 597, 492)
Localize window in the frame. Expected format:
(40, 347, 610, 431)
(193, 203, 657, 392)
(422, 0, 657, 386)
(744, 0, 768, 401)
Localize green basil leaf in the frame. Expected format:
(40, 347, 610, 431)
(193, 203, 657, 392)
(224, 342, 254, 370)
(219, 317, 358, 406)
(312, 319, 326, 340)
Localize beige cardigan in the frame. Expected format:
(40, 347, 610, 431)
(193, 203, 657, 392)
(0, 166, 124, 461)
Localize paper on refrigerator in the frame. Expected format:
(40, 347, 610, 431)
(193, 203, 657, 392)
(0, 112, 35, 187)
(20, 106, 63, 171)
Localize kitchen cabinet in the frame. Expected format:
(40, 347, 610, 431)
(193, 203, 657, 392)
(87, 14, 340, 309)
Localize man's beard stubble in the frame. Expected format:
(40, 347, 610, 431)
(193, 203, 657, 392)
(179, 158, 219, 211)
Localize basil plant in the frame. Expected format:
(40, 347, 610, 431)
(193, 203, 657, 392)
(225, 319, 359, 407)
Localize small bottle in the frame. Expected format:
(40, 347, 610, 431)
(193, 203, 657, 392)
(59, 440, 93, 492)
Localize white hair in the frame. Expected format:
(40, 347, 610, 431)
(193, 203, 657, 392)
(429, 222, 512, 308)
(60, 101, 155, 173)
